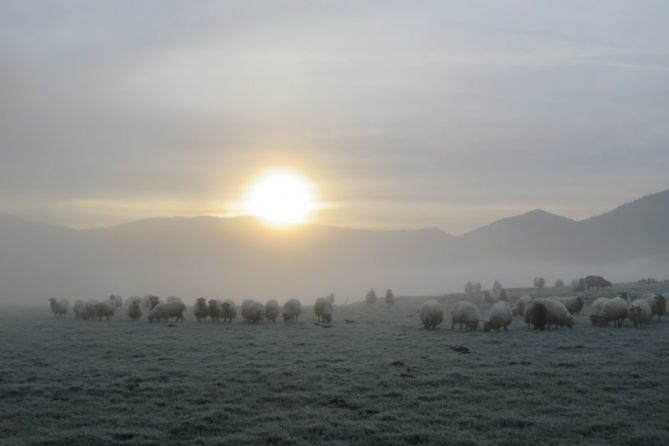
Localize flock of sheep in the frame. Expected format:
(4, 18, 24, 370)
(419, 291, 667, 331)
(47, 294, 335, 324)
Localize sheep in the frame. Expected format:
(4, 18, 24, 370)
(523, 300, 547, 331)
(282, 299, 302, 322)
(628, 299, 652, 328)
(48, 298, 69, 318)
(142, 295, 161, 311)
(221, 300, 237, 322)
(643, 293, 667, 320)
(365, 290, 377, 304)
(208, 299, 223, 322)
(590, 297, 610, 325)
(548, 296, 584, 315)
(385, 289, 395, 305)
(241, 299, 265, 323)
(94, 300, 116, 320)
(148, 301, 186, 323)
(483, 301, 512, 332)
(451, 301, 480, 331)
(533, 298, 574, 329)
(420, 299, 443, 329)
(265, 300, 280, 322)
(599, 297, 628, 327)
(512, 295, 533, 317)
(193, 298, 209, 322)
(127, 299, 142, 320)
(315, 297, 334, 323)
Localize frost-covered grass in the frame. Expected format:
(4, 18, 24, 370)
(1, 282, 669, 445)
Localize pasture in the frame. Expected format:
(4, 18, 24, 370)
(1, 281, 668, 445)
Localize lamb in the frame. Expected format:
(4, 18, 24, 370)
(193, 298, 209, 322)
(512, 295, 533, 317)
(208, 299, 223, 322)
(148, 301, 186, 323)
(533, 298, 574, 329)
(385, 289, 395, 305)
(241, 299, 265, 323)
(221, 300, 237, 322)
(599, 296, 628, 327)
(451, 301, 480, 331)
(265, 300, 280, 322)
(523, 300, 547, 331)
(548, 296, 584, 315)
(315, 297, 334, 323)
(589, 297, 610, 325)
(48, 298, 69, 318)
(628, 299, 652, 328)
(483, 301, 512, 332)
(643, 293, 667, 320)
(127, 299, 142, 320)
(420, 299, 443, 329)
(282, 299, 302, 321)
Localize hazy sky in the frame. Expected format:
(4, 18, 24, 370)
(1, 1, 668, 234)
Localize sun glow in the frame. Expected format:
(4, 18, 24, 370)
(244, 171, 318, 226)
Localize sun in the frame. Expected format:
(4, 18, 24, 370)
(244, 171, 318, 226)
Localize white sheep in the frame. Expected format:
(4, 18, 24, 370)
(265, 300, 280, 322)
(148, 301, 186, 323)
(599, 296, 628, 327)
(533, 298, 574, 329)
(48, 298, 69, 318)
(282, 299, 302, 322)
(193, 298, 209, 322)
(589, 297, 610, 325)
(548, 296, 584, 315)
(628, 299, 652, 328)
(420, 299, 443, 329)
(451, 301, 480, 331)
(643, 293, 667, 321)
(314, 297, 334, 323)
(241, 299, 265, 323)
(208, 299, 223, 322)
(483, 301, 512, 332)
(127, 300, 142, 320)
(512, 295, 533, 317)
(222, 300, 237, 322)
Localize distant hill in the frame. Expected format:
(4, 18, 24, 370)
(1, 189, 668, 304)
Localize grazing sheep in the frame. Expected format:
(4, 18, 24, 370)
(94, 300, 116, 320)
(315, 297, 334, 323)
(241, 299, 265, 323)
(221, 300, 237, 322)
(265, 300, 280, 322)
(385, 289, 395, 305)
(365, 290, 377, 304)
(208, 299, 223, 322)
(127, 300, 142, 320)
(420, 299, 443, 329)
(534, 298, 574, 329)
(108, 295, 123, 309)
(282, 299, 302, 321)
(483, 301, 512, 332)
(643, 293, 667, 320)
(599, 297, 628, 327)
(590, 297, 610, 325)
(193, 298, 209, 322)
(451, 301, 480, 331)
(548, 296, 584, 315)
(523, 301, 547, 331)
(73, 300, 85, 319)
(512, 295, 533, 317)
(148, 301, 186, 323)
(48, 298, 69, 318)
(142, 295, 161, 311)
(628, 299, 652, 328)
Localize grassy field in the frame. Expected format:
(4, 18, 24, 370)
(1, 281, 668, 445)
